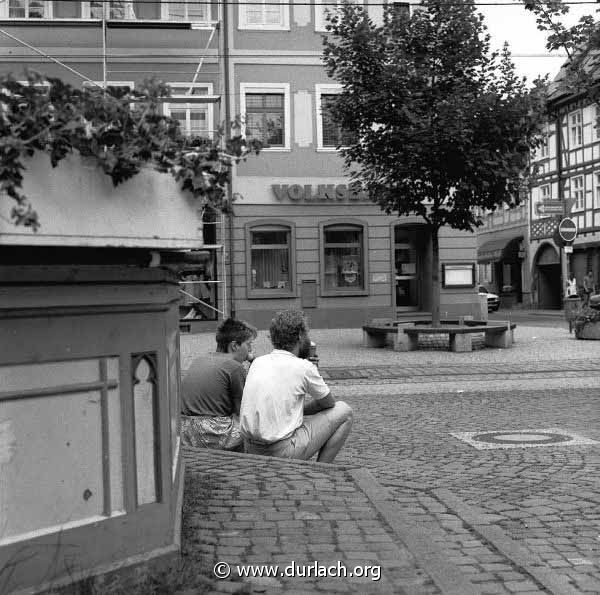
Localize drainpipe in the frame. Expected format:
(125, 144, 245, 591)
(222, 0, 235, 318)
(555, 112, 568, 305)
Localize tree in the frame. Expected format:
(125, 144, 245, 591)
(522, 0, 600, 103)
(322, 0, 546, 325)
(0, 72, 262, 230)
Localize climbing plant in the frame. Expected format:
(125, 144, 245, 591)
(0, 72, 262, 230)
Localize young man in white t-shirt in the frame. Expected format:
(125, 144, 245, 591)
(240, 309, 353, 462)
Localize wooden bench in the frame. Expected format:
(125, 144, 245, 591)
(362, 321, 516, 352)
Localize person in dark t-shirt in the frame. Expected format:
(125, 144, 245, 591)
(181, 318, 257, 450)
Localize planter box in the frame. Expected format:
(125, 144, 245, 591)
(575, 320, 600, 340)
(0, 153, 204, 249)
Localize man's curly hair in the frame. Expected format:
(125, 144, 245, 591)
(269, 309, 308, 351)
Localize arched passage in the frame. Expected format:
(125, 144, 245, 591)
(534, 243, 561, 309)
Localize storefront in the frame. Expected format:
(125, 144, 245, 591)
(477, 233, 526, 305)
(230, 177, 482, 328)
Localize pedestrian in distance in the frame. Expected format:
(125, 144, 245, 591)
(181, 317, 257, 451)
(583, 271, 594, 306)
(240, 309, 353, 463)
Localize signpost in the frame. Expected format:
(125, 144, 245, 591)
(558, 217, 577, 243)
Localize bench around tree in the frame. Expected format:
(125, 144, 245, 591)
(362, 321, 516, 352)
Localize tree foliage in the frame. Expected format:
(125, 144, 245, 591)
(323, 0, 546, 231)
(322, 0, 546, 323)
(0, 72, 262, 230)
(522, 0, 600, 103)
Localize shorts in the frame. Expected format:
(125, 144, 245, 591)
(181, 414, 243, 451)
(244, 402, 350, 460)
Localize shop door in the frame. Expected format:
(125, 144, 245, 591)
(394, 228, 421, 310)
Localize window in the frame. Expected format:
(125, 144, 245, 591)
(88, 0, 136, 18)
(594, 172, 600, 208)
(83, 80, 133, 95)
(162, 0, 209, 21)
(389, 1, 410, 19)
(316, 85, 355, 150)
(8, 0, 49, 18)
(569, 110, 583, 148)
(164, 83, 213, 138)
(246, 223, 295, 296)
(321, 222, 367, 295)
(239, 0, 289, 29)
(241, 84, 290, 150)
(315, 0, 362, 31)
(572, 175, 584, 211)
(540, 133, 549, 158)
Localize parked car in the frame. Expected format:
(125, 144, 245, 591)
(478, 285, 500, 312)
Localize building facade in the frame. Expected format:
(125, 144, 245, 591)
(476, 203, 529, 307)
(226, 0, 482, 327)
(529, 71, 600, 308)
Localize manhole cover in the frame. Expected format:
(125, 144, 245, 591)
(451, 428, 599, 450)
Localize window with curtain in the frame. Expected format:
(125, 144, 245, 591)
(244, 93, 285, 146)
(250, 227, 291, 292)
(241, 0, 286, 28)
(323, 225, 364, 290)
(8, 0, 48, 18)
(166, 0, 208, 21)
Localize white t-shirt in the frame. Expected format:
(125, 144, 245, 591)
(240, 349, 330, 443)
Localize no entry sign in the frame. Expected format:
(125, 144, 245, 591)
(558, 218, 577, 243)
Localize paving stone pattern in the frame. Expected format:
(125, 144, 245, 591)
(179, 326, 600, 594)
(336, 387, 600, 594)
(182, 448, 439, 594)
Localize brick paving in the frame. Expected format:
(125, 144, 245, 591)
(179, 324, 600, 594)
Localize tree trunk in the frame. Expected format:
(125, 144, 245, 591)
(431, 227, 441, 327)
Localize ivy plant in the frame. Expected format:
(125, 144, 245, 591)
(0, 72, 262, 230)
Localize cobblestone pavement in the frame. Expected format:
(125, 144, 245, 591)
(331, 386, 600, 594)
(180, 326, 600, 594)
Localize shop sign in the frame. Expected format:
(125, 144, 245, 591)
(272, 183, 369, 202)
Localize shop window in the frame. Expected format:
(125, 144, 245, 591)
(239, 0, 289, 30)
(164, 83, 213, 139)
(241, 84, 290, 150)
(246, 222, 295, 297)
(569, 110, 582, 148)
(321, 222, 368, 295)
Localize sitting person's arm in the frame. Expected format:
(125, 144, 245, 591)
(304, 392, 335, 415)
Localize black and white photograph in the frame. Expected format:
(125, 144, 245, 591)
(1, 0, 599, 592)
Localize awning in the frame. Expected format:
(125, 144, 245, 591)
(478, 236, 523, 263)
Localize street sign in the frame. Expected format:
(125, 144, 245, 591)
(564, 245, 573, 253)
(536, 199, 564, 216)
(537, 203, 564, 215)
(558, 217, 577, 243)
